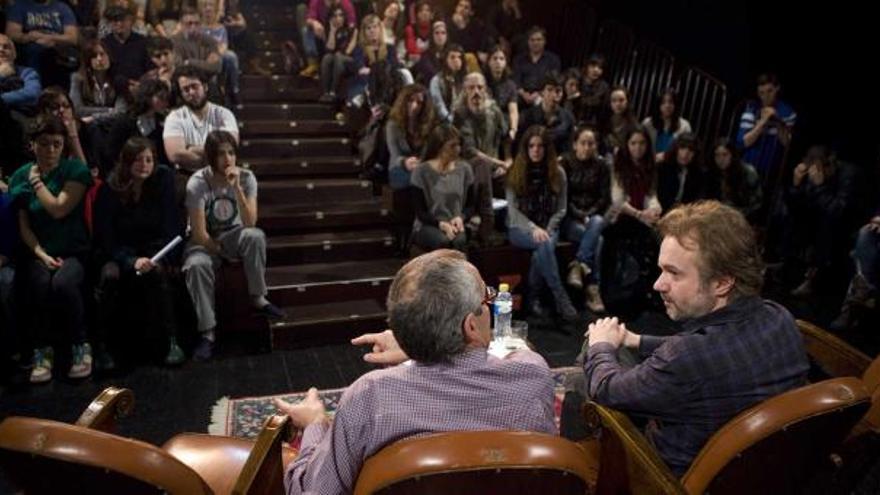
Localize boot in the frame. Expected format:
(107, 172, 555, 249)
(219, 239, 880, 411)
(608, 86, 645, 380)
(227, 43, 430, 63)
(790, 266, 818, 298)
(830, 273, 876, 331)
(554, 289, 579, 322)
(528, 286, 547, 318)
(585, 284, 606, 314)
(566, 261, 591, 289)
(299, 58, 319, 78)
(248, 58, 272, 76)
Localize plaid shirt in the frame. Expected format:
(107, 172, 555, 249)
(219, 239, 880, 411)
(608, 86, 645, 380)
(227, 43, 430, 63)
(584, 296, 809, 475)
(284, 348, 556, 495)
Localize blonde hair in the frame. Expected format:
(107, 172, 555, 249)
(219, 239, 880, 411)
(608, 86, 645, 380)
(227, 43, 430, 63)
(358, 14, 388, 64)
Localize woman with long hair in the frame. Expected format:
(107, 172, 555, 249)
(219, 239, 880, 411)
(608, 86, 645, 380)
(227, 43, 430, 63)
(506, 125, 577, 321)
(412, 19, 448, 84)
(318, 5, 357, 102)
(93, 137, 183, 369)
(410, 123, 476, 252)
(36, 87, 90, 168)
(642, 88, 692, 161)
(704, 137, 762, 219)
(485, 44, 518, 140)
(428, 43, 464, 123)
(386, 83, 436, 254)
(70, 38, 125, 123)
(656, 132, 705, 211)
(607, 125, 661, 226)
(346, 14, 399, 107)
(600, 85, 638, 155)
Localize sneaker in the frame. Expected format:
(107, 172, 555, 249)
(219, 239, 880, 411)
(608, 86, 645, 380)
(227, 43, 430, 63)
(68, 343, 93, 379)
(165, 338, 186, 366)
(585, 284, 606, 314)
(555, 292, 580, 322)
(29, 347, 54, 384)
(193, 337, 215, 362)
(255, 302, 286, 320)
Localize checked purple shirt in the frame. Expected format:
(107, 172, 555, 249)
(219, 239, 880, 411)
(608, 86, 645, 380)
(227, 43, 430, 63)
(584, 296, 809, 475)
(284, 347, 557, 495)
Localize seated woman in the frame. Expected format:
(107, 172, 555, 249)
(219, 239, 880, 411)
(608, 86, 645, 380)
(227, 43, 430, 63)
(411, 20, 447, 85)
(506, 125, 577, 322)
(199, 0, 240, 106)
(346, 14, 400, 108)
(402, 0, 433, 66)
(600, 85, 638, 156)
(656, 132, 706, 212)
(183, 130, 284, 361)
(103, 78, 171, 174)
(386, 83, 435, 254)
(37, 87, 92, 170)
(560, 126, 610, 313)
(562, 68, 583, 118)
(319, 5, 357, 102)
(7, 117, 93, 384)
(93, 138, 183, 370)
(607, 126, 662, 227)
(484, 44, 518, 141)
(70, 38, 127, 123)
(642, 88, 692, 161)
(429, 44, 465, 123)
(704, 137, 762, 221)
(577, 54, 609, 127)
(410, 124, 476, 252)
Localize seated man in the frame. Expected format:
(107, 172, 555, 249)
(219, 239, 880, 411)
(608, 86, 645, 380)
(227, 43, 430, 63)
(143, 36, 176, 89)
(4, 0, 79, 88)
(582, 200, 809, 476)
(519, 73, 574, 154)
(163, 65, 238, 171)
(275, 249, 557, 494)
(512, 26, 560, 107)
(171, 6, 222, 80)
(0, 33, 41, 176)
(101, 5, 152, 98)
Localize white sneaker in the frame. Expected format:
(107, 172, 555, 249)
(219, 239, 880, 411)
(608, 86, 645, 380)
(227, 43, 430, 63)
(68, 343, 93, 379)
(29, 347, 54, 384)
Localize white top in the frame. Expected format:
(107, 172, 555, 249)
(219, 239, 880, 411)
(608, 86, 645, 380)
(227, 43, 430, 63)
(163, 102, 239, 148)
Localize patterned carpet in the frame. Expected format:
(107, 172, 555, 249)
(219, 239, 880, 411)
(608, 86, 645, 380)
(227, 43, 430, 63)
(209, 366, 582, 444)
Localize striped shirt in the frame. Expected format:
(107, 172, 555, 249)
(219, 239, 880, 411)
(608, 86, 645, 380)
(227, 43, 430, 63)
(284, 348, 556, 495)
(736, 100, 797, 176)
(584, 296, 809, 475)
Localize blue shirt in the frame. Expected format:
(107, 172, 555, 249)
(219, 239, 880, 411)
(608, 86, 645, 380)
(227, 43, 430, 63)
(584, 296, 809, 475)
(0, 66, 42, 111)
(6, 0, 77, 34)
(736, 99, 797, 177)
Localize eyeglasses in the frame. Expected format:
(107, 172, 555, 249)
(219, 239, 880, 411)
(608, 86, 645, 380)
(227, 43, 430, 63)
(481, 285, 498, 307)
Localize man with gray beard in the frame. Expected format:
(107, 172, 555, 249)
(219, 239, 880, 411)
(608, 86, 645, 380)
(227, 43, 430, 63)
(453, 72, 511, 244)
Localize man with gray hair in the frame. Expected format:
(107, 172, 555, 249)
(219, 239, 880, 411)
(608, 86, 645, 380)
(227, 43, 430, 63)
(275, 249, 556, 495)
(453, 71, 511, 244)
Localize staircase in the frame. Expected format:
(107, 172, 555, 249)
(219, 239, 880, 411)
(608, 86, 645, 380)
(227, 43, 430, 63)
(226, 1, 403, 349)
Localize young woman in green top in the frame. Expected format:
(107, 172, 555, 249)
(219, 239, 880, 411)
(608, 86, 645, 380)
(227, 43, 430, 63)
(7, 117, 93, 384)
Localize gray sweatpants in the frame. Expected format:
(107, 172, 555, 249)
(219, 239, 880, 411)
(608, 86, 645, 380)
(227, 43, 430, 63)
(183, 226, 268, 332)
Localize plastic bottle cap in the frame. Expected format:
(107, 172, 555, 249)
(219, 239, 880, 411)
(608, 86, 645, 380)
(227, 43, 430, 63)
(499, 283, 509, 292)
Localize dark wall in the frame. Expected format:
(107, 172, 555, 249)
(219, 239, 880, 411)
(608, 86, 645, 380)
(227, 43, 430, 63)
(527, 0, 877, 168)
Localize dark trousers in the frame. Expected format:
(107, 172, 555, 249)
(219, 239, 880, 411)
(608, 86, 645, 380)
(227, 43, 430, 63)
(412, 225, 467, 252)
(95, 261, 177, 346)
(392, 187, 416, 253)
(19, 257, 87, 349)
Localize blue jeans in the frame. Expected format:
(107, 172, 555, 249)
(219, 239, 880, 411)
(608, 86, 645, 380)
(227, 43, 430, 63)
(854, 225, 880, 288)
(563, 215, 606, 284)
(301, 24, 323, 60)
(508, 226, 564, 293)
(221, 50, 240, 94)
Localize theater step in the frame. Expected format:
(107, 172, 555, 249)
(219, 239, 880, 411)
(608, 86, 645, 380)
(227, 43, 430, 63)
(259, 178, 373, 206)
(260, 201, 391, 234)
(240, 137, 352, 159)
(236, 102, 334, 121)
(266, 258, 403, 307)
(253, 30, 292, 48)
(240, 76, 321, 102)
(269, 299, 388, 349)
(249, 50, 286, 72)
(239, 119, 348, 137)
(267, 230, 394, 265)
(243, 156, 360, 178)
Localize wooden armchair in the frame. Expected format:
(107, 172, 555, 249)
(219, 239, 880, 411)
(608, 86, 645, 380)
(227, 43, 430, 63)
(0, 387, 296, 495)
(586, 377, 871, 495)
(353, 430, 598, 495)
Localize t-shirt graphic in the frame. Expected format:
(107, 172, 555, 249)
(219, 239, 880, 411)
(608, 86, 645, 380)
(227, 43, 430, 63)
(205, 191, 239, 233)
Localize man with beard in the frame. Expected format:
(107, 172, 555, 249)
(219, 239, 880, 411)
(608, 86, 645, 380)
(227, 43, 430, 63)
(171, 6, 222, 77)
(163, 65, 238, 171)
(581, 201, 809, 476)
(452, 72, 510, 244)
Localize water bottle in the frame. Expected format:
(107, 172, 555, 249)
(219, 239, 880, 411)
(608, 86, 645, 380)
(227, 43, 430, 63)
(493, 283, 513, 341)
